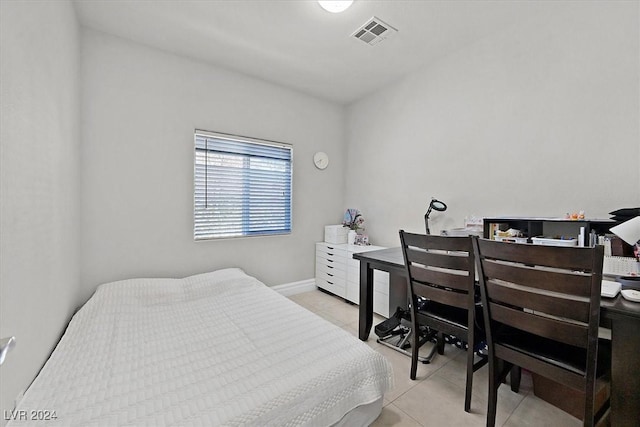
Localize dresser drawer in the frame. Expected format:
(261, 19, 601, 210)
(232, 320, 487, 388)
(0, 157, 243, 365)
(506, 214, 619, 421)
(346, 258, 360, 269)
(316, 243, 348, 258)
(316, 255, 347, 273)
(316, 277, 345, 298)
(374, 271, 390, 295)
(348, 264, 359, 282)
(375, 270, 390, 282)
(315, 262, 347, 279)
(316, 268, 343, 284)
(373, 290, 390, 318)
(316, 252, 347, 268)
(374, 279, 391, 295)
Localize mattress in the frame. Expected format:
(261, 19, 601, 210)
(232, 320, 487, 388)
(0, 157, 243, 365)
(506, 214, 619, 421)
(9, 268, 393, 426)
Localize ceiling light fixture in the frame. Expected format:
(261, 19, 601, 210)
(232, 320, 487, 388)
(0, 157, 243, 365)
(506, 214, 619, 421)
(318, 0, 353, 13)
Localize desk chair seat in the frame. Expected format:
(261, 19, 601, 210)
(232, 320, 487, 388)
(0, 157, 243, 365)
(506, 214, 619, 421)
(399, 231, 487, 413)
(422, 301, 467, 326)
(473, 237, 610, 427)
(495, 326, 611, 378)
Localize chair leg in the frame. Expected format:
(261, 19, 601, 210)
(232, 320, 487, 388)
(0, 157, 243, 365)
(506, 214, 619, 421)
(437, 332, 445, 355)
(487, 357, 499, 427)
(410, 309, 418, 380)
(464, 342, 474, 412)
(510, 366, 521, 393)
(584, 382, 596, 427)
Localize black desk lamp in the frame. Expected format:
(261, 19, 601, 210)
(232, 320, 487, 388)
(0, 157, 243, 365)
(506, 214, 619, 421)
(425, 198, 447, 235)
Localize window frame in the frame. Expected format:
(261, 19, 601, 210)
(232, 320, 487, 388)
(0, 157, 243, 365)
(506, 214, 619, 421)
(193, 129, 293, 241)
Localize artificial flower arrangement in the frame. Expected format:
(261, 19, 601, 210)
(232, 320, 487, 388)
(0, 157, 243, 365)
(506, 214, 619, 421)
(343, 208, 365, 232)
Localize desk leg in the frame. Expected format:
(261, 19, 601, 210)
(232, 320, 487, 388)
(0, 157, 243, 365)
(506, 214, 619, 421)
(358, 261, 374, 341)
(610, 316, 640, 427)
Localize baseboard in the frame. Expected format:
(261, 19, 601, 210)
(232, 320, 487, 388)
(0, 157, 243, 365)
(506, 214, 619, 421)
(272, 278, 317, 296)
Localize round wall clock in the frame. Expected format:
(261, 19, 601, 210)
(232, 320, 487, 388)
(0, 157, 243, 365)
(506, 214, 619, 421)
(313, 151, 329, 170)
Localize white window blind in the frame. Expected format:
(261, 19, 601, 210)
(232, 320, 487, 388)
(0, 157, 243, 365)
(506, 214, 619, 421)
(194, 130, 292, 240)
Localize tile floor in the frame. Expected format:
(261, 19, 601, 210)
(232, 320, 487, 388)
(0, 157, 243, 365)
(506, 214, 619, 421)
(288, 289, 582, 427)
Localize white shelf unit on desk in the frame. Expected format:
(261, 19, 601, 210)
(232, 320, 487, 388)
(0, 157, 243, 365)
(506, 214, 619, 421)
(315, 243, 390, 318)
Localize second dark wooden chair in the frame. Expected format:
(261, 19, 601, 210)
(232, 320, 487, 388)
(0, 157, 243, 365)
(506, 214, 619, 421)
(473, 237, 610, 427)
(399, 230, 487, 413)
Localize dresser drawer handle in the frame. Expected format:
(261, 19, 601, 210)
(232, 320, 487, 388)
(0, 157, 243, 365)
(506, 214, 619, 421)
(327, 273, 334, 277)
(327, 281, 334, 285)
(327, 252, 334, 256)
(327, 265, 333, 269)
(327, 259, 333, 263)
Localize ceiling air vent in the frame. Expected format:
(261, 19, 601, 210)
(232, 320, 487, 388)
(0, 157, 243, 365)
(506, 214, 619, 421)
(352, 16, 397, 46)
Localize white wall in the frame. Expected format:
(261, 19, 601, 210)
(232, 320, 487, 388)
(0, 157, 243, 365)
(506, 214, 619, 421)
(80, 29, 346, 299)
(346, 1, 640, 247)
(0, 0, 81, 419)
(2, 0, 638, 418)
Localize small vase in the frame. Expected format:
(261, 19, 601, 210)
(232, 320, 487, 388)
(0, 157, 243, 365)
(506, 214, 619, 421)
(348, 230, 357, 245)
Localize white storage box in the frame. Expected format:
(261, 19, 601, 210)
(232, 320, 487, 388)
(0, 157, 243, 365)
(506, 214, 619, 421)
(494, 236, 528, 243)
(531, 237, 577, 247)
(324, 225, 348, 244)
(443, 228, 483, 237)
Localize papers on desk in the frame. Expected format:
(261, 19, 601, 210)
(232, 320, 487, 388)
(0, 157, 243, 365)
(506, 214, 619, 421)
(601, 280, 621, 298)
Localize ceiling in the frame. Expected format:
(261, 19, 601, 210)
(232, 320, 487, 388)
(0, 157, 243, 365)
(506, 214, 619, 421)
(73, 0, 548, 105)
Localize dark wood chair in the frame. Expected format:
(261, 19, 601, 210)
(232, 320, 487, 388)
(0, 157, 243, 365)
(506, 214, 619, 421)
(472, 237, 610, 427)
(399, 230, 488, 412)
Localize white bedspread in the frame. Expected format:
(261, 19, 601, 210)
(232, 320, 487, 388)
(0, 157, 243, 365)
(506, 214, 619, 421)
(10, 269, 393, 426)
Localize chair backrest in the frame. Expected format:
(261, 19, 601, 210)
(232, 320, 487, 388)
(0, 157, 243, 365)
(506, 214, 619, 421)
(473, 238, 604, 386)
(399, 231, 476, 314)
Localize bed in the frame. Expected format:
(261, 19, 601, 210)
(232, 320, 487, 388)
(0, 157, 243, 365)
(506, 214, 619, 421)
(9, 268, 393, 426)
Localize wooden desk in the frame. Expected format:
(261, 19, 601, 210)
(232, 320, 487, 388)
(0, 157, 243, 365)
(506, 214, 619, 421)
(354, 247, 640, 427)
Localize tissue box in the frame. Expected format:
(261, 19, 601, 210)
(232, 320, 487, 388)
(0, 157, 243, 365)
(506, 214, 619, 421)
(324, 225, 348, 244)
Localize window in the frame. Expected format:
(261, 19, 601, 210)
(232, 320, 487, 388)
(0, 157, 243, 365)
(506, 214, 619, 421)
(194, 130, 292, 240)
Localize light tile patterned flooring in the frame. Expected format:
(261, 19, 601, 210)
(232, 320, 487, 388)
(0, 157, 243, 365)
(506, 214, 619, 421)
(288, 289, 582, 427)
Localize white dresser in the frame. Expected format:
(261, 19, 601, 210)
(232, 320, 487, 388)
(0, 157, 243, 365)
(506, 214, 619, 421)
(315, 242, 391, 318)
